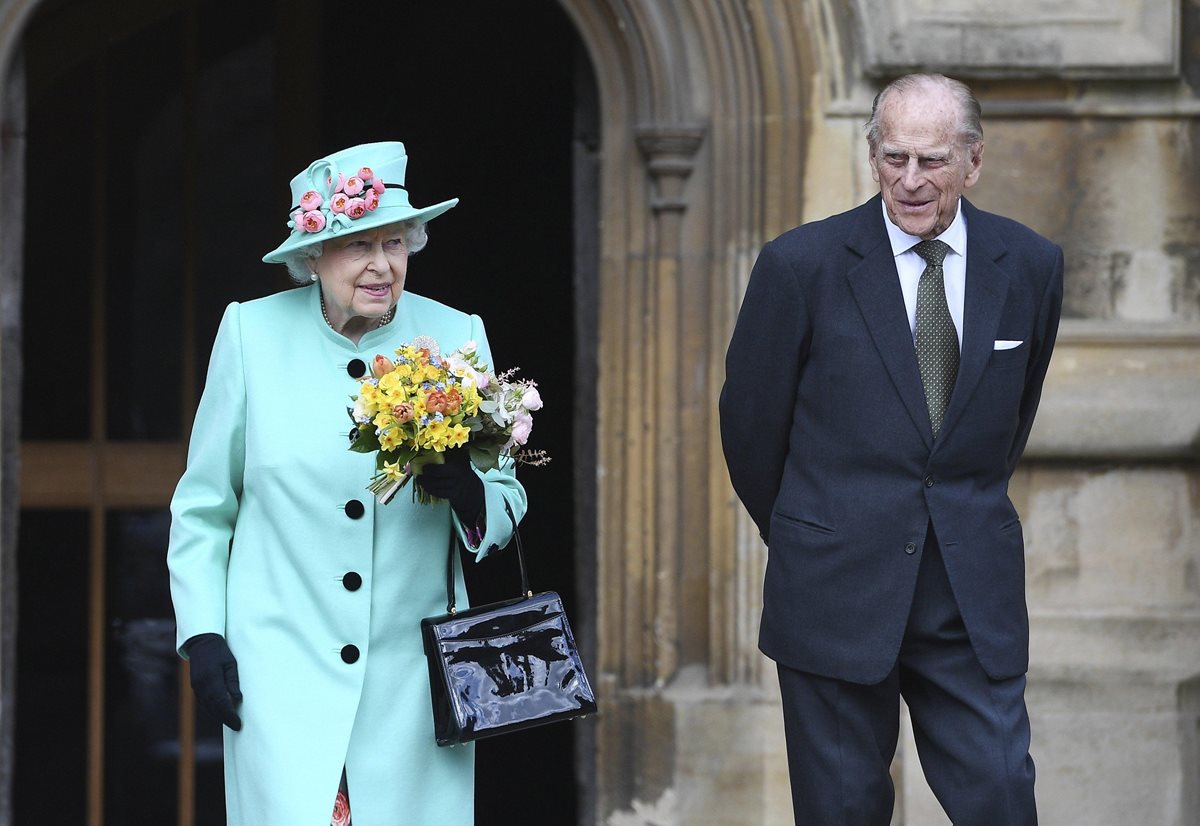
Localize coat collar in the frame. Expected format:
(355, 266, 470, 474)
(843, 196, 1010, 449)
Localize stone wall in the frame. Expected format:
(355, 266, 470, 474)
(586, 0, 1199, 822)
(804, 2, 1200, 823)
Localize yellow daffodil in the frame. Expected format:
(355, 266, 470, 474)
(421, 419, 450, 451)
(382, 459, 407, 482)
(445, 423, 470, 450)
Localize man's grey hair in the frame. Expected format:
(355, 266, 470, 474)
(865, 74, 983, 151)
(279, 218, 430, 284)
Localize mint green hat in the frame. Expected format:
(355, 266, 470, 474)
(262, 141, 458, 263)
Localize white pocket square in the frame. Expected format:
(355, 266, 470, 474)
(993, 340, 1023, 350)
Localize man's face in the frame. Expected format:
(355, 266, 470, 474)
(869, 86, 983, 239)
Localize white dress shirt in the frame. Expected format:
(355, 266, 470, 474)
(881, 198, 967, 350)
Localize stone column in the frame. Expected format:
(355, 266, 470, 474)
(633, 125, 704, 686)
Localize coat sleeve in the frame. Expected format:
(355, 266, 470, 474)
(457, 313, 528, 560)
(1006, 245, 1064, 473)
(719, 239, 810, 543)
(167, 302, 247, 655)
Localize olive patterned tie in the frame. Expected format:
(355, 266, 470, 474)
(913, 239, 959, 438)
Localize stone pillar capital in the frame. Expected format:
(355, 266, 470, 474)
(635, 125, 705, 212)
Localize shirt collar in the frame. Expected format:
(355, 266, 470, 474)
(881, 198, 966, 258)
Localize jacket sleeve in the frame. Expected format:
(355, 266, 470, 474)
(167, 302, 247, 655)
(457, 313, 528, 560)
(719, 239, 810, 543)
(1006, 245, 1064, 473)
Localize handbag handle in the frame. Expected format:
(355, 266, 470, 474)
(444, 498, 530, 614)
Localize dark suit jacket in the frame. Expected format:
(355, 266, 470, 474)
(719, 195, 1063, 685)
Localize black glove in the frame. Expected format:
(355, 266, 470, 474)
(415, 447, 485, 525)
(183, 633, 243, 731)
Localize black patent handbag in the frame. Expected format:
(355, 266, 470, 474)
(420, 503, 597, 746)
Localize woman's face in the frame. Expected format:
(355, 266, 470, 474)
(312, 224, 409, 329)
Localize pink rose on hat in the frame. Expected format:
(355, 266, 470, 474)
(330, 192, 349, 214)
(300, 190, 323, 211)
(344, 176, 365, 197)
(364, 190, 380, 211)
(344, 198, 368, 219)
(301, 210, 326, 233)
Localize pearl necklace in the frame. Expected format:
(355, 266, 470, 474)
(319, 288, 395, 332)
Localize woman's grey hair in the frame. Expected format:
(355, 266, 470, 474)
(865, 74, 983, 152)
(280, 218, 430, 284)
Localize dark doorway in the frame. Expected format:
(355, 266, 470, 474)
(14, 0, 596, 822)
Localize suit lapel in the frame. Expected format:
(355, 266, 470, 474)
(938, 200, 1010, 444)
(844, 197, 935, 450)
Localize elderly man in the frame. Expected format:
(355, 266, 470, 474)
(720, 74, 1062, 824)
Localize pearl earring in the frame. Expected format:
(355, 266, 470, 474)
(310, 272, 318, 282)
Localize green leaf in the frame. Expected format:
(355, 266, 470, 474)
(375, 447, 417, 470)
(348, 431, 380, 453)
(469, 444, 500, 471)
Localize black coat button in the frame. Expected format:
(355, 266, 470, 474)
(343, 572, 362, 591)
(924, 475, 935, 488)
(341, 644, 360, 664)
(345, 499, 365, 519)
(347, 359, 367, 379)
(904, 542, 917, 555)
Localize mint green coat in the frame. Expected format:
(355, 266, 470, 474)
(168, 285, 526, 824)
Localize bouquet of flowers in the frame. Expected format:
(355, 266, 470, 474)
(347, 336, 548, 504)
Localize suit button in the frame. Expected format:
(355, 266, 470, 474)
(343, 572, 362, 591)
(904, 542, 917, 555)
(347, 358, 367, 379)
(345, 499, 365, 519)
(340, 644, 360, 664)
(924, 475, 935, 487)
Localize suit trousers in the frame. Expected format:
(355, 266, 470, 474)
(776, 528, 1037, 825)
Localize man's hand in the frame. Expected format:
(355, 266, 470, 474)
(184, 633, 243, 731)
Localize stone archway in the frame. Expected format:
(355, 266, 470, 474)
(552, 2, 812, 822)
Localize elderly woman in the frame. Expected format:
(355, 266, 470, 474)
(168, 141, 526, 825)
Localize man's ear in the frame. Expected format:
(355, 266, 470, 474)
(868, 145, 881, 184)
(964, 142, 984, 189)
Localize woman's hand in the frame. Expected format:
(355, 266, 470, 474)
(184, 633, 243, 731)
(415, 447, 485, 525)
